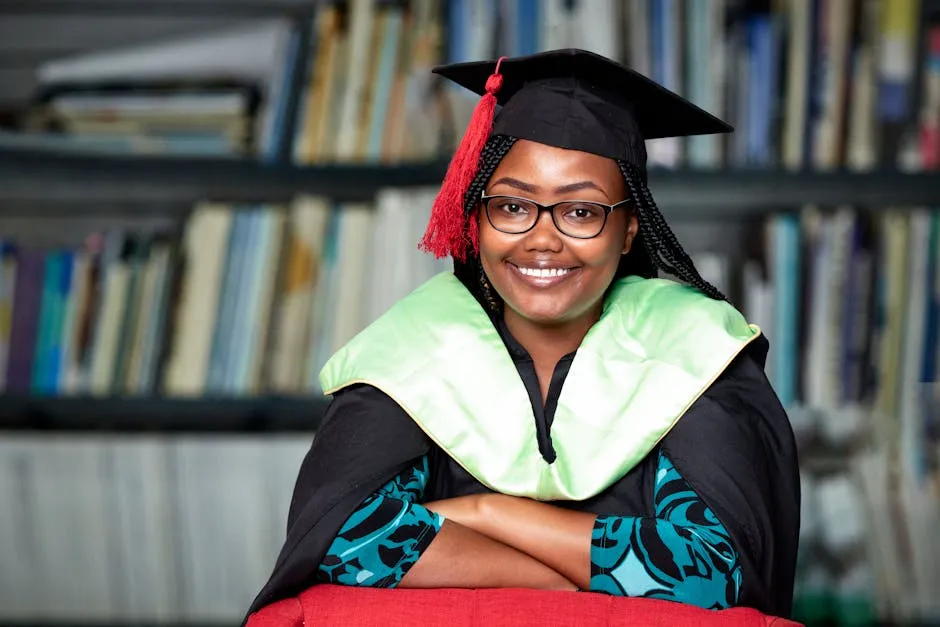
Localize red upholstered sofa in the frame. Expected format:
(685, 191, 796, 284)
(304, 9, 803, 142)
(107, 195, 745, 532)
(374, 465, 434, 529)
(247, 585, 804, 626)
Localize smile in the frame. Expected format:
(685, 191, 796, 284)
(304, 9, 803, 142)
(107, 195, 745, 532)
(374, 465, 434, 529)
(508, 262, 578, 286)
(517, 266, 571, 278)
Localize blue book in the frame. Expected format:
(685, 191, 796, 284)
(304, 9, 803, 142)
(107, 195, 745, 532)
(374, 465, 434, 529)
(207, 210, 250, 394)
(47, 250, 74, 392)
(772, 215, 801, 408)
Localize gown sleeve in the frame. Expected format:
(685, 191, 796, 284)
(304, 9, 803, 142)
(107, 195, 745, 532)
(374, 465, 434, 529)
(589, 450, 742, 609)
(659, 336, 801, 618)
(317, 455, 444, 587)
(245, 384, 433, 620)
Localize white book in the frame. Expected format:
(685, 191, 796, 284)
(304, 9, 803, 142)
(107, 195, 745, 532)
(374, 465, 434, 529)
(89, 255, 131, 396)
(690, 252, 729, 298)
(163, 203, 233, 396)
(570, 0, 619, 61)
(412, 188, 453, 284)
(269, 196, 331, 393)
(899, 211, 931, 475)
(802, 206, 830, 409)
(30, 437, 116, 621)
(0, 437, 42, 621)
(126, 242, 172, 394)
(172, 437, 276, 622)
(685, 0, 725, 168)
(782, 0, 811, 170)
(244, 208, 287, 392)
(816, 471, 867, 556)
(853, 450, 912, 622)
(108, 436, 180, 623)
(38, 19, 294, 155)
(812, 0, 854, 170)
(626, 0, 651, 75)
(334, 0, 376, 161)
(38, 19, 291, 86)
(328, 204, 375, 354)
(365, 190, 394, 326)
(50, 92, 249, 117)
(540, 0, 569, 52)
(845, 0, 881, 171)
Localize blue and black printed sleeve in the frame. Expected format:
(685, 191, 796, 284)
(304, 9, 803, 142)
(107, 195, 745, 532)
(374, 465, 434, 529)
(320, 449, 741, 607)
(317, 455, 443, 588)
(590, 450, 743, 609)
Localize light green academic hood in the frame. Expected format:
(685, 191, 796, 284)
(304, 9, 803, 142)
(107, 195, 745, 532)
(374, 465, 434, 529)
(321, 272, 759, 501)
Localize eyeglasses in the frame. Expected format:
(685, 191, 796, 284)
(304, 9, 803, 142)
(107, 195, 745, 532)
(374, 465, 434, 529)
(480, 192, 633, 239)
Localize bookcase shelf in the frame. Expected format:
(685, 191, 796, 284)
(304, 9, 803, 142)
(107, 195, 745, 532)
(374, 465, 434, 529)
(0, 0, 317, 18)
(3, 147, 940, 218)
(0, 394, 326, 432)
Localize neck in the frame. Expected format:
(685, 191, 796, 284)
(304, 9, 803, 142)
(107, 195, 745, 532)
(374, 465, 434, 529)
(502, 302, 603, 364)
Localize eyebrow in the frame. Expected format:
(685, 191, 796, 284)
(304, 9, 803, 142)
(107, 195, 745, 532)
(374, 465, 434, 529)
(554, 180, 607, 196)
(490, 176, 539, 193)
(490, 177, 609, 197)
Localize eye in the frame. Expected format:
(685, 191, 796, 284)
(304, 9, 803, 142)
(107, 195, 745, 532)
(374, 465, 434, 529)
(563, 203, 604, 221)
(497, 202, 528, 215)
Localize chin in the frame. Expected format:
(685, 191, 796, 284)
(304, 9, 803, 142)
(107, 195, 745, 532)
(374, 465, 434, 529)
(509, 298, 577, 325)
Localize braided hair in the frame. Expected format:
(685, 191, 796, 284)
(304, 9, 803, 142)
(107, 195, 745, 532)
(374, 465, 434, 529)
(617, 161, 725, 300)
(454, 133, 727, 312)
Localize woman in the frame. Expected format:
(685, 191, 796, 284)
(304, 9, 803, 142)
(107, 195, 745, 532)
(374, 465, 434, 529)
(247, 49, 800, 620)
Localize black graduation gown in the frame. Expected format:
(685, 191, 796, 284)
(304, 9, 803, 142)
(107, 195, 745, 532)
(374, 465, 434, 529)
(245, 326, 800, 621)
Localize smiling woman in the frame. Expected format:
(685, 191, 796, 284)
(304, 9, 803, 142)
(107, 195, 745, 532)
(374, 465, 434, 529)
(246, 49, 801, 624)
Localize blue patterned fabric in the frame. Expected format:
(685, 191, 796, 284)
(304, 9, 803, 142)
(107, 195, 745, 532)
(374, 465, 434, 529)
(590, 450, 742, 608)
(319, 450, 740, 607)
(317, 456, 443, 588)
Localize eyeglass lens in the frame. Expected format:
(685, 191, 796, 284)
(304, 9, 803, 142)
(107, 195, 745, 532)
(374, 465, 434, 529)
(485, 196, 608, 238)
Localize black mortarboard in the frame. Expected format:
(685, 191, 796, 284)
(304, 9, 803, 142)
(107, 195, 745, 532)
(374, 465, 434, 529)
(435, 48, 732, 167)
(419, 48, 732, 262)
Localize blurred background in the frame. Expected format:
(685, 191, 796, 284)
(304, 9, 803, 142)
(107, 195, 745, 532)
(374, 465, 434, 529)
(0, 0, 937, 625)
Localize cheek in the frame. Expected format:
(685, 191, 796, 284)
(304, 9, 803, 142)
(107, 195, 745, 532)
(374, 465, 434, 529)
(571, 235, 625, 271)
(477, 212, 517, 261)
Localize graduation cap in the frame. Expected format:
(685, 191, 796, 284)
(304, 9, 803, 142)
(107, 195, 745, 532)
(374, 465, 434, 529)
(419, 48, 733, 262)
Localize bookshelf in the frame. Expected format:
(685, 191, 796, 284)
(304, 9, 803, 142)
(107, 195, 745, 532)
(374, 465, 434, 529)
(2, 146, 939, 217)
(0, 394, 326, 432)
(0, 0, 319, 18)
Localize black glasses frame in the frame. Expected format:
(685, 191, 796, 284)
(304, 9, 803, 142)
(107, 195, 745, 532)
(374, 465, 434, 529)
(480, 192, 634, 239)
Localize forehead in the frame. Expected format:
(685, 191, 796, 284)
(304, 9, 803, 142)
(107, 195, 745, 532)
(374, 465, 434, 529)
(492, 139, 626, 190)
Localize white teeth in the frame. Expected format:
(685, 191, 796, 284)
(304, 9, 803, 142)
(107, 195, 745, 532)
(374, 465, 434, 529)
(517, 266, 570, 278)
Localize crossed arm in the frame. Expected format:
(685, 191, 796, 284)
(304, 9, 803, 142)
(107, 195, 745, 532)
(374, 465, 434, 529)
(316, 452, 742, 608)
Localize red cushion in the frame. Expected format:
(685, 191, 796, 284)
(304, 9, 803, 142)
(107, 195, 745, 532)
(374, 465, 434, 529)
(247, 585, 804, 627)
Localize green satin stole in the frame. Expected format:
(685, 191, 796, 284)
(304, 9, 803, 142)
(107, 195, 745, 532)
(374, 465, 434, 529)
(320, 272, 760, 501)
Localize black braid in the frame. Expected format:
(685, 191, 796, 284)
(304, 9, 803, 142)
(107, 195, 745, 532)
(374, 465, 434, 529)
(617, 161, 726, 301)
(453, 134, 518, 315)
(462, 134, 519, 217)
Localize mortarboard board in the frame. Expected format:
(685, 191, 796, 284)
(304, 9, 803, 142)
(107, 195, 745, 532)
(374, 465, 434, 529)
(419, 48, 733, 262)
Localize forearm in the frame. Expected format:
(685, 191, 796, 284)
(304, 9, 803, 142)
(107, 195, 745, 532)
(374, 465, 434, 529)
(425, 494, 595, 590)
(399, 519, 578, 591)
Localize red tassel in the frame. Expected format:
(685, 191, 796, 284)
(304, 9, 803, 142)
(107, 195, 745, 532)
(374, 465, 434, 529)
(420, 58, 507, 261)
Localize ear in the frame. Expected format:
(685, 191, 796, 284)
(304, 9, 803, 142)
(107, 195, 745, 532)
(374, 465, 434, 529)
(621, 212, 639, 255)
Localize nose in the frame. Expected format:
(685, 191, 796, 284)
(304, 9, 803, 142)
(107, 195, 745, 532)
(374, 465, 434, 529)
(522, 209, 564, 252)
